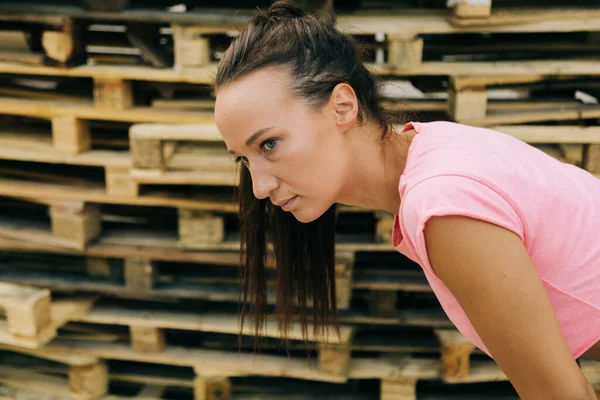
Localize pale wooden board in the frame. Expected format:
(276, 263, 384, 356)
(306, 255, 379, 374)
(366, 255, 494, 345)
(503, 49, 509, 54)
(6, 339, 348, 383)
(0, 59, 598, 85)
(0, 97, 214, 124)
(0, 366, 74, 398)
(337, 9, 600, 36)
(492, 125, 600, 144)
(0, 178, 239, 212)
(0, 215, 86, 250)
(130, 168, 239, 186)
(0, 130, 130, 167)
(0, 235, 242, 264)
(73, 303, 354, 344)
(130, 123, 223, 141)
(466, 106, 600, 126)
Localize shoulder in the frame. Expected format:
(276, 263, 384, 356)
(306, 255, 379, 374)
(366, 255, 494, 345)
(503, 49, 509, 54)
(399, 174, 525, 271)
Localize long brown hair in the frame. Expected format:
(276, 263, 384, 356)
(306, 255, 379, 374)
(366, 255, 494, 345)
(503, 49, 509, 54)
(213, 0, 407, 352)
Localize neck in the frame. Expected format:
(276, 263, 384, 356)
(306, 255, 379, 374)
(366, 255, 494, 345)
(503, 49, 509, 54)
(336, 122, 415, 215)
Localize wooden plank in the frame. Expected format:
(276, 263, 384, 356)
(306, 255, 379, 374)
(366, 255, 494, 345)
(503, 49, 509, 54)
(0, 234, 243, 264)
(0, 97, 214, 123)
(0, 177, 237, 211)
(0, 58, 599, 86)
(28, 339, 350, 383)
(366, 60, 600, 77)
(75, 303, 353, 345)
(0, 365, 75, 399)
(468, 105, 600, 126)
(0, 129, 128, 166)
(130, 168, 238, 186)
(337, 9, 600, 36)
(129, 123, 223, 141)
(491, 125, 600, 144)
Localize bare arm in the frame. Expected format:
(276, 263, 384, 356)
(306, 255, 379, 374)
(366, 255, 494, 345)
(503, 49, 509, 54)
(424, 216, 596, 399)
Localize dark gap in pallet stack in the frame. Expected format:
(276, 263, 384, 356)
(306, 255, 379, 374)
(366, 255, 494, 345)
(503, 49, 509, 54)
(0, 159, 105, 187)
(422, 31, 598, 63)
(0, 74, 93, 101)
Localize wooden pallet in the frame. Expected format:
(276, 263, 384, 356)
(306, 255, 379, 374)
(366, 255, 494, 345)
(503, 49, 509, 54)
(0, 249, 453, 322)
(0, 195, 398, 254)
(46, 297, 484, 380)
(0, 352, 559, 400)
(1, 335, 599, 400)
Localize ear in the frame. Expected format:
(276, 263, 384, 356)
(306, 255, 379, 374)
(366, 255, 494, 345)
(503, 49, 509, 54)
(330, 83, 359, 132)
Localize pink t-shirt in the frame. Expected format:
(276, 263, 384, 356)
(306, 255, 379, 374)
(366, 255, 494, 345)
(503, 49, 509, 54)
(392, 121, 600, 359)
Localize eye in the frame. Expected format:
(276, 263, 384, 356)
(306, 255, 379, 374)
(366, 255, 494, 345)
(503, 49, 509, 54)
(260, 138, 278, 152)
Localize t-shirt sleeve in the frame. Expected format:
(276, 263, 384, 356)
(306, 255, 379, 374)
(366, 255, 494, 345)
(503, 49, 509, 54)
(400, 174, 525, 279)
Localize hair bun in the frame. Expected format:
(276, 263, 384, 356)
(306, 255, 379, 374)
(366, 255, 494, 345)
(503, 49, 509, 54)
(267, 1, 305, 19)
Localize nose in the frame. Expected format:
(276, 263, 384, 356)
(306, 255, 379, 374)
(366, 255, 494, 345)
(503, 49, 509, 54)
(249, 164, 279, 200)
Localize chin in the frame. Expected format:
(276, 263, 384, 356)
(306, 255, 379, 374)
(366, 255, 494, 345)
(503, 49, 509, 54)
(291, 203, 332, 224)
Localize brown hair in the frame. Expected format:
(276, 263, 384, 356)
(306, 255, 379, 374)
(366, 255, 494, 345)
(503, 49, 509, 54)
(214, 0, 407, 352)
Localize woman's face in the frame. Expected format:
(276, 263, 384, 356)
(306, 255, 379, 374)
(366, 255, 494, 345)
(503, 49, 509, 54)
(215, 66, 351, 223)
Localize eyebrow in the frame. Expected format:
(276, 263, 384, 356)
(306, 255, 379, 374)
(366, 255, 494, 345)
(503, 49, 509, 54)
(228, 126, 276, 155)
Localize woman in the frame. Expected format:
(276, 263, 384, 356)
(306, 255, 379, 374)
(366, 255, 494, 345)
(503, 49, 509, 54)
(213, 1, 600, 398)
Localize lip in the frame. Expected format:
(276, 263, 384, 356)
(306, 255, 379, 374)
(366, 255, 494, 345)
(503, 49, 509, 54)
(279, 196, 298, 211)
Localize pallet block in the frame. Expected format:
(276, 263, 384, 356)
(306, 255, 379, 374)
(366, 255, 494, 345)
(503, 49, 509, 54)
(0, 287, 97, 349)
(49, 201, 102, 250)
(387, 36, 424, 69)
(93, 77, 133, 109)
(171, 24, 213, 70)
(124, 258, 159, 291)
(178, 210, 225, 247)
(69, 360, 109, 400)
(0, 282, 54, 345)
(192, 371, 231, 400)
(51, 116, 91, 154)
(450, 0, 492, 19)
(434, 329, 476, 380)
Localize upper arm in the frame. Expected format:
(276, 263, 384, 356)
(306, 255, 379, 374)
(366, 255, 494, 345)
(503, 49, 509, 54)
(424, 216, 593, 399)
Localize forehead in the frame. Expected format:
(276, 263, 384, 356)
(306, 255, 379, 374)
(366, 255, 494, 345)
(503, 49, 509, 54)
(214, 67, 293, 132)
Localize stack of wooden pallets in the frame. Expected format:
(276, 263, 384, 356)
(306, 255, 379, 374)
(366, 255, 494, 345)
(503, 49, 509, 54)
(0, 1, 598, 399)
